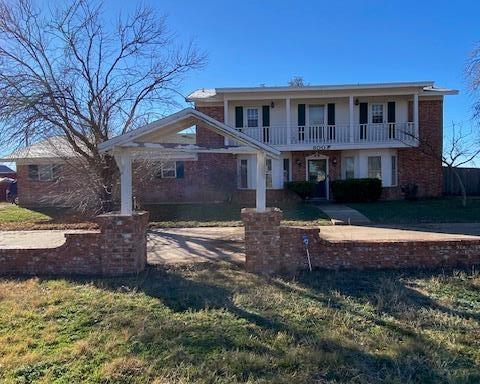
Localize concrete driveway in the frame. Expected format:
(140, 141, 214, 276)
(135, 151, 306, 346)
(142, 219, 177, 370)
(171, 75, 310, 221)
(148, 227, 245, 265)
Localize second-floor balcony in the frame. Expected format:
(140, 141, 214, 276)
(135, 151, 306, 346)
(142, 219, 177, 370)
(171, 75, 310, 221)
(235, 122, 416, 148)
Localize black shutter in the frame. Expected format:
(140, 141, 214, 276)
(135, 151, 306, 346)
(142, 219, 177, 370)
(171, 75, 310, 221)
(262, 105, 270, 127)
(387, 102, 396, 123)
(235, 106, 243, 128)
(359, 103, 368, 124)
(298, 104, 306, 126)
(176, 161, 184, 178)
(327, 103, 335, 125)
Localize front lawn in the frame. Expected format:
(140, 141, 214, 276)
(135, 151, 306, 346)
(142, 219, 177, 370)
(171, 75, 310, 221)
(146, 202, 330, 227)
(348, 197, 480, 224)
(1, 265, 479, 383)
(0, 203, 95, 230)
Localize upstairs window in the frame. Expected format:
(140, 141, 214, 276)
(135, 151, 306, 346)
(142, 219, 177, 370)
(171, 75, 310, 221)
(28, 164, 61, 181)
(247, 108, 259, 128)
(368, 156, 382, 180)
(371, 104, 384, 124)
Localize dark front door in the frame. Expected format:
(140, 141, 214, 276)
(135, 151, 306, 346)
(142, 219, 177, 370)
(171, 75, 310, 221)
(307, 159, 327, 198)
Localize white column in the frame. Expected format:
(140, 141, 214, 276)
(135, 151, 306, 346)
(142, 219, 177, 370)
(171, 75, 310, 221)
(114, 150, 133, 215)
(413, 93, 419, 140)
(286, 97, 291, 145)
(223, 98, 229, 146)
(349, 95, 354, 143)
(256, 151, 266, 212)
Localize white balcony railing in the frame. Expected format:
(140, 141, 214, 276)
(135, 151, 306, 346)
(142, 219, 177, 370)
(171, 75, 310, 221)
(229, 122, 416, 147)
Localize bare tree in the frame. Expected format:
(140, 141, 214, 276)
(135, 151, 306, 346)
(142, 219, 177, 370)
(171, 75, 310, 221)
(0, 0, 205, 211)
(467, 41, 480, 120)
(403, 123, 480, 207)
(288, 76, 307, 87)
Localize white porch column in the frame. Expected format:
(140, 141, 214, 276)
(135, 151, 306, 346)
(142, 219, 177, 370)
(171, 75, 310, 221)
(114, 150, 133, 215)
(286, 97, 291, 145)
(413, 93, 419, 140)
(256, 151, 266, 212)
(349, 95, 354, 143)
(223, 98, 229, 146)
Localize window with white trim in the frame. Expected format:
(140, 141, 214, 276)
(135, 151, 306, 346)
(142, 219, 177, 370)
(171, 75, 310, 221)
(391, 155, 397, 186)
(247, 108, 259, 128)
(28, 164, 61, 181)
(266, 159, 273, 188)
(371, 104, 384, 124)
(160, 161, 176, 178)
(368, 156, 382, 179)
(155, 161, 185, 179)
(239, 159, 248, 189)
(344, 157, 355, 179)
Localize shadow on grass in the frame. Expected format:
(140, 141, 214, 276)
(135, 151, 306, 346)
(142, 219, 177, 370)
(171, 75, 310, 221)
(77, 265, 480, 383)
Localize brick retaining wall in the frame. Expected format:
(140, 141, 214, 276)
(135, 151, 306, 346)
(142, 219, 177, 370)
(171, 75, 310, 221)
(242, 208, 480, 275)
(0, 212, 149, 276)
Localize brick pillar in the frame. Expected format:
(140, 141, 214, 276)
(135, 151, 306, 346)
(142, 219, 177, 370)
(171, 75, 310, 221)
(96, 211, 149, 276)
(241, 207, 282, 275)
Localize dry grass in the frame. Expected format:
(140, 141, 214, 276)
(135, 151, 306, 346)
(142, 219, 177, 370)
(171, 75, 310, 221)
(0, 265, 479, 383)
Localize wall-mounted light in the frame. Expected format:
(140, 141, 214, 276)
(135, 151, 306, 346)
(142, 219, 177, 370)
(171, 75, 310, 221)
(296, 159, 302, 167)
(332, 157, 337, 166)
(270, 101, 275, 109)
(355, 98, 359, 106)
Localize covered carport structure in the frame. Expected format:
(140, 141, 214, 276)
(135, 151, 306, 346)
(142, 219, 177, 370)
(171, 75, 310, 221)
(98, 107, 280, 214)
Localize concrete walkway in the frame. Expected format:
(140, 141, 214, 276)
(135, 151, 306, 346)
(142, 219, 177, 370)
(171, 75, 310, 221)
(0, 229, 98, 249)
(319, 224, 480, 242)
(315, 203, 371, 225)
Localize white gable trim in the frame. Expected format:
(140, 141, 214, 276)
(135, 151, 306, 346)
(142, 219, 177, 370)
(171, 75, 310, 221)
(98, 108, 280, 158)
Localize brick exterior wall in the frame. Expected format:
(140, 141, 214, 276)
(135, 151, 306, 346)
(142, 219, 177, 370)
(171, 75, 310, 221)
(17, 163, 73, 207)
(397, 99, 443, 198)
(241, 209, 480, 275)
(0, 212, 148, 276)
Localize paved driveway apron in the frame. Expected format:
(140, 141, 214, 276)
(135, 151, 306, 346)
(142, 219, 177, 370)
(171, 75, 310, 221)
(148, 227, 245, 265)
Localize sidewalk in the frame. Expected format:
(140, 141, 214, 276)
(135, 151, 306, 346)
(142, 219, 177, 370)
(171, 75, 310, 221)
(315, 203, 371, 225)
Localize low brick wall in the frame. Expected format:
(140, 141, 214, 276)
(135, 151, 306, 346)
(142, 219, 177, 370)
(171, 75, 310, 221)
(0, 212, 149, 276)
(280, 227, 480, 273)
(242, 208, 480, 275)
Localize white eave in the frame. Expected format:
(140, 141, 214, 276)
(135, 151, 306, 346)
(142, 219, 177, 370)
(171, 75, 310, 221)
(186, 81, 458, 102)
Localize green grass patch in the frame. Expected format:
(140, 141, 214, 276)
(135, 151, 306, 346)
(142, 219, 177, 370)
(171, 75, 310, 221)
(0, 203, 96, 230)
(0, 266, 479, 383)
(146, 202, 330, 227)
(0, 203, 51, 223)
(348, 197, 480, 224)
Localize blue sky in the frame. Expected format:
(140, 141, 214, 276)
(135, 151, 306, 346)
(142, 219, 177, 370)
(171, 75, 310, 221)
(105, 0, 479, 127)
(2, 0, 479, 169)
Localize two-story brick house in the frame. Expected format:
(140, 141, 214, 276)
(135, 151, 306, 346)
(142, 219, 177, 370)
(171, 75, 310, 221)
(1, 81, 457, 207)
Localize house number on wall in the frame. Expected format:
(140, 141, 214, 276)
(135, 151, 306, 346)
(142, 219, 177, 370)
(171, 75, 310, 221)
(313, 145, 330, 151)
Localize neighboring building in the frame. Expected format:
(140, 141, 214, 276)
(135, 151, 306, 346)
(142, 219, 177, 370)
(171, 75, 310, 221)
(1, 81, 457, 207)
(0, 164, 16, 201)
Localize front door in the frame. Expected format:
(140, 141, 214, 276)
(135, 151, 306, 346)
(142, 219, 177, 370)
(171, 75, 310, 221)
(307, 159, 327, 198)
